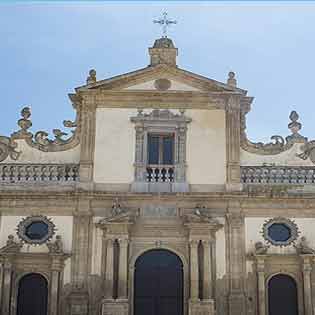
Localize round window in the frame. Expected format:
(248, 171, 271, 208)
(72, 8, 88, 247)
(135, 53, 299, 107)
(17, 216, 55, 245)
(262, 217, 298, 246)
(267, 223, 292, 242)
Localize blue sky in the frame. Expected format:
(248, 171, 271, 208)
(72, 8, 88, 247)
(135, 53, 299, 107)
(1, 1, 315, 142)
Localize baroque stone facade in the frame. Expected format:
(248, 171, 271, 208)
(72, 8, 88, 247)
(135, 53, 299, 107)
(1, 37, 315, 315)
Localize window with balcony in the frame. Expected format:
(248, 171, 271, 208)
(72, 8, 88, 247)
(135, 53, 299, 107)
(130, 109, 191, 192)
(147, 133, 175, 182)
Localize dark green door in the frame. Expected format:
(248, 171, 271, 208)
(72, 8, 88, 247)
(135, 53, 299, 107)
(17, 273, 48, 315)
(134, 249, 183, 315)
(268, 274, 298, 315)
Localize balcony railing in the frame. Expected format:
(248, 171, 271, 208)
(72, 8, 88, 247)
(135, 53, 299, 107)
(0, 164, 79, 183)
(146, 165, 174, 182)
(241, 166, 315, 184)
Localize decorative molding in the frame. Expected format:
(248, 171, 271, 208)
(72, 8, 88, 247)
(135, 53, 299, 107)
(241, 110, 308, 155)
(0, 136, 20, 162)
(10, 106, 80, 153)
(261, 217, 299, 247)
(16, 215, 56, 245)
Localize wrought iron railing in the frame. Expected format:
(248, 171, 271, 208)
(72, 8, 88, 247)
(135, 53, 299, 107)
(0, 164, 79, 182)
(241, 166, 315, 184)
(146, 165, 174, 182)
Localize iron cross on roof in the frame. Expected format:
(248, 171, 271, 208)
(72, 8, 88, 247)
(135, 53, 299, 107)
(153, 12, 177, 38)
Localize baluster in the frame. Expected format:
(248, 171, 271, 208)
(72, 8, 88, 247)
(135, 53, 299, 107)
(12, 165, 19, 182)
(51, 166, 58, 181)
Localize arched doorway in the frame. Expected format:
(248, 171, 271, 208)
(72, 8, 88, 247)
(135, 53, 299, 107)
(17, 273, 48, 315)
(268, 274, 298, 315)
(134, 249, 183, 315)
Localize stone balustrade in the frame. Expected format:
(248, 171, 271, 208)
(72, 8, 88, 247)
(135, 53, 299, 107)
(0, 164, 79, 182)
(241, 166, 315, 184)
(146, 165, 174, 182)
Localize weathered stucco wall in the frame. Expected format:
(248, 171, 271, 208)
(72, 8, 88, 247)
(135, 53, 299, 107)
(240, 144, 313, 166)
(1, 140, 80, 164)
(94, 108, 136, 184)
(186, 109, 226, 186)
(94, 108, 226, 186)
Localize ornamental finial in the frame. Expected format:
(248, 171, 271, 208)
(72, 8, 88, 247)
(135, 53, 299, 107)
(153, 12, 177, 38)
(227, 71, 237, 87)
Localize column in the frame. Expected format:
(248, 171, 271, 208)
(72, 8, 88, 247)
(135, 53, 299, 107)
(118, 238, 129, 299)
(256, 256, 266, 315)
(301, 255, 313, 315)
(226, 96, 241, 190)
(202, 240, 213, 300)
(104, 238, 114, 299)
(50, 256, 61, 315)
(190, 240, 199, 301)
(2, 257, 12, 315)
(226, 208, 246, 315)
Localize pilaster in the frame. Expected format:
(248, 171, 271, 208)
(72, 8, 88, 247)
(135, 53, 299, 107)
(226, 204, 246, 315)
(189, 239, 200, 301)
(226, 95, 242, 191)
(69, 199, 92, 315)
(202, 239, 213, 300)
(78, 99, 96, 184)
(255, 255, 266, 315)
(117, 238, 129, 300)
(1, 257, 13, 315)
(104, 238, 114, 299)
(301, 255, 314, 315)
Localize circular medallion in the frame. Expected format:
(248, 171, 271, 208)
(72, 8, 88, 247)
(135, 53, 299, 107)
(262, 217, 298, 247)
(17, 215, 56, 245)
(154, 79, 171, 91)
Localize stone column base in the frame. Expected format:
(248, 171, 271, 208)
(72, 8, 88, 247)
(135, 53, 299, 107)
(189, 299, 215, 315)
(101, 299, 129, 315)
(68, 290, 89, 315)
(228, 293, 246, 315)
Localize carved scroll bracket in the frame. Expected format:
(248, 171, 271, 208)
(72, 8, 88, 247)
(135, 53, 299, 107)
(241, 110, 308, 156)
(8, 104, 81, 154)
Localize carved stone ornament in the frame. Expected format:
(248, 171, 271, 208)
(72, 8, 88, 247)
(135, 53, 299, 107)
(0, 235, 23, 254)
(17, 215, 56, 245)
(154, 78, 171, 91)
(294, 236, 315, 255)
(47, 235, 64, 254)
(254, 241, 269, 255)
(241, 110, 308, 155)
(181, 206, 223, 231)
(97, 199, 139, 226)
(10, 106, 80, 153)
(0, 136, 20, 162)
(297, 140, 315, 164)
(262, 217, 299, 247)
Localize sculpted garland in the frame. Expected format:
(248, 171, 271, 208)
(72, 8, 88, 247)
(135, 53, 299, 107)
(0, 105, 80, 162)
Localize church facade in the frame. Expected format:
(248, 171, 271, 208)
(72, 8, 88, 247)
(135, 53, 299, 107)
(1, 37, 315, 315)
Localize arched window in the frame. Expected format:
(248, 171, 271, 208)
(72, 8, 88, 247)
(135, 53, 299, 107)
(17, 273, 48, 315)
